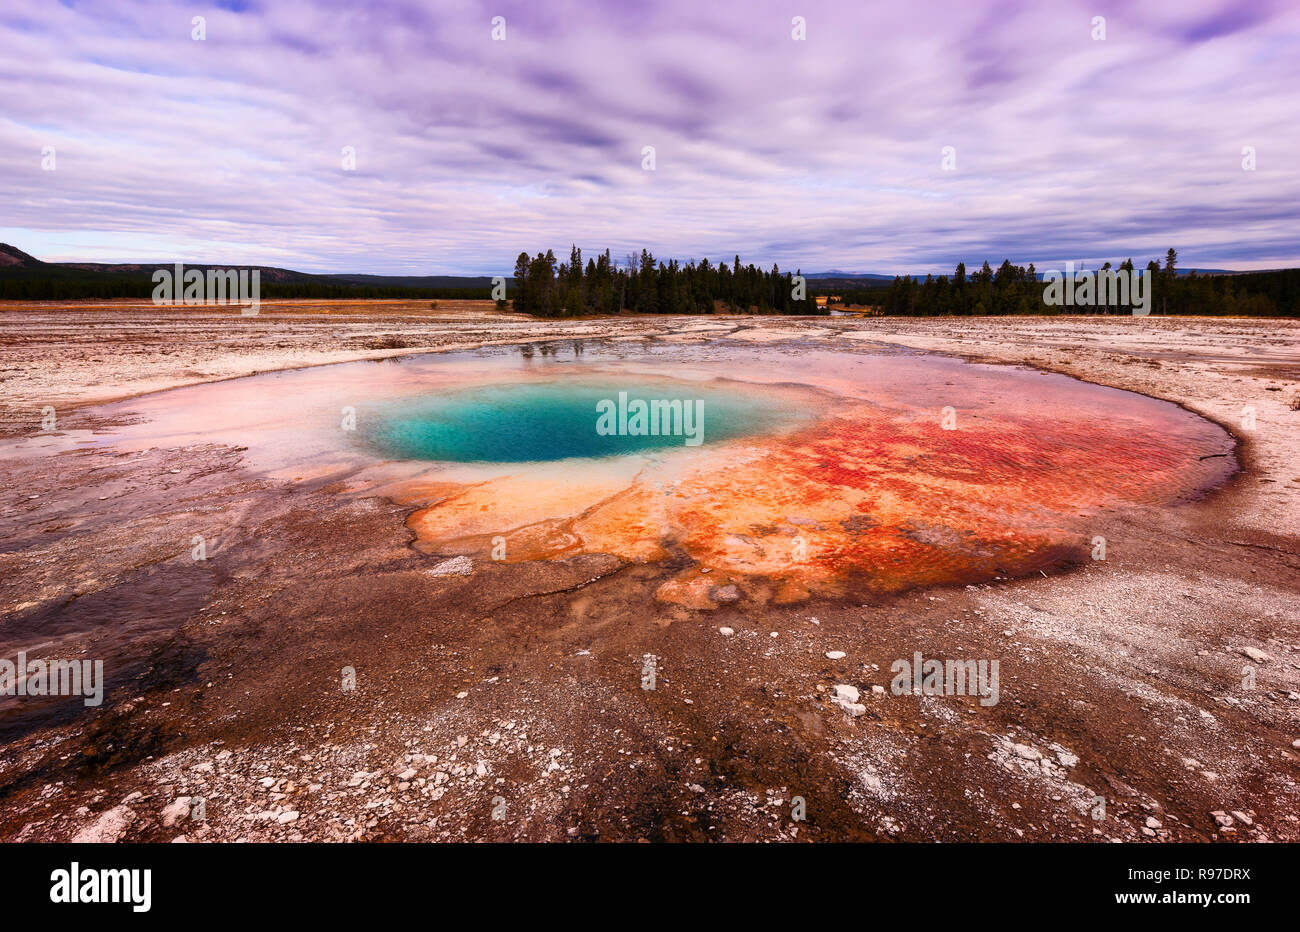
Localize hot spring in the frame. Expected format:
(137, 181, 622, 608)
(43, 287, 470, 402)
(358, 380, 808, 463)
(12, 336, 1237, 601)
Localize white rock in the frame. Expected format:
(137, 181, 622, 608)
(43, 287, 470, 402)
(161, 797, 192, 828)
(427, 555, 473, 577)
(825, 650, 846, 660)
(71, 806, 135, 843)
(397, 768, 417, 781)
(1239, 646, 1272, 663)
(830, 684, 866, 717)
(718, 626, 734, 636)
(1012, 743, 1042, 762)
(277, 811, 300, 824)
(859, 768, 884, 793)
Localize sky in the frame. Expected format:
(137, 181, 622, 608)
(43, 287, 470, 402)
(2, 0, 1298, 276)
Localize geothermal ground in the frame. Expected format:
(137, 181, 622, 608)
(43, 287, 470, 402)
(1, 301, 1298, 842)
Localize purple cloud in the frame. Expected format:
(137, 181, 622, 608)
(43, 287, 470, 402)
(1, 0, 1297, 274)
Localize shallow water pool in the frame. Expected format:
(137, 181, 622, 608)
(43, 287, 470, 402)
(360, 379, 806, 463)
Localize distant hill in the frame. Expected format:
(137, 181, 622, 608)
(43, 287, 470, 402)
(805, 270, 897, 280)
(0, 244, 43, 269)
(51, 261, 317, 284)
(325, 273, 496, 289)
(0, 245, 495, 300)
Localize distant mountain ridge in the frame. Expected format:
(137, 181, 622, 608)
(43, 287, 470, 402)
(0, 244, 494, 289)
(0, 244, 496, 300)
(0, 243, 43, 268)
(804, 270, 897, 280)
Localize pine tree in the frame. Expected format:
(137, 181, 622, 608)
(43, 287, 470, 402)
(513, 252, 530, 313)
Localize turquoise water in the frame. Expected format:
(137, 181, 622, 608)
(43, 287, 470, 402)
(360, 380, 801, 463)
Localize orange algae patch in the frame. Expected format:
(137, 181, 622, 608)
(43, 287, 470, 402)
(663, 407, 1185, 598)
(405, 474, 632, 558)
(402, 393, 1230, 606)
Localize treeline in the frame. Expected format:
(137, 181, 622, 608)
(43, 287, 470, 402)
(1153, 267, 1299, 317)
(832, 251, 1299, 317)
(0, 277, 489, 301)
(512, 246, 822, 316)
